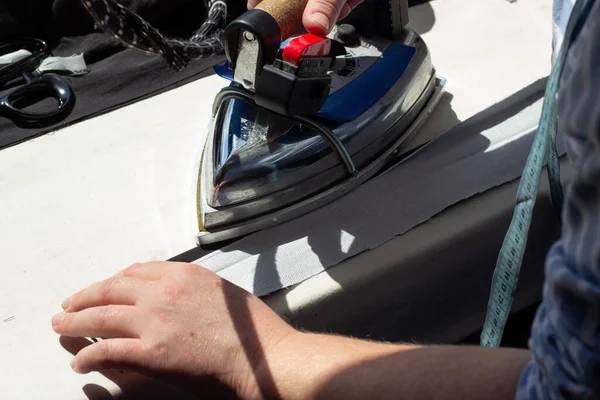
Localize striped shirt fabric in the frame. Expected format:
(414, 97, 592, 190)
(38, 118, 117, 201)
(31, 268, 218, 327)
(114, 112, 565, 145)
(516, 0, 600, 398)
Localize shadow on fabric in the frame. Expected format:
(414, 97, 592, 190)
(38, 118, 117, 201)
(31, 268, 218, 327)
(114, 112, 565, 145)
(173, 88, 462, 296)
(408, 0, 436, 35)
(181, 76, 547, 302)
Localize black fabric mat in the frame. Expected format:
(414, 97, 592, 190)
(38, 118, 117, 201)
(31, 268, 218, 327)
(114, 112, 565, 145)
(0, 0, 246, 150)
(0, 0, 430, 151)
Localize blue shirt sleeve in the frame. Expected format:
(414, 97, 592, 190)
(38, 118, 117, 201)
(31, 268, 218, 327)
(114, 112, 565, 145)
(516, 0, 600, 398)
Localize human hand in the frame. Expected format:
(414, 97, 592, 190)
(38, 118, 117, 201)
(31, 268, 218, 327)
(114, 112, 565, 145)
(247, 0, 364, 35)
(51, 262, 297, 399)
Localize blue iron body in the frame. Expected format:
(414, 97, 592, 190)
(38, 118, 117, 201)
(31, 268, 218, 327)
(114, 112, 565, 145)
(213, 40, 416, 123)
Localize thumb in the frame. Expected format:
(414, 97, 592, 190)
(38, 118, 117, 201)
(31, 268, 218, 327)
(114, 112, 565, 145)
(302, 0, 349, 35)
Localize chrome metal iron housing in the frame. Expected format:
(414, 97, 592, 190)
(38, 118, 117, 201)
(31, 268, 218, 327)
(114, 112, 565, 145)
(197, 28, 446, 244)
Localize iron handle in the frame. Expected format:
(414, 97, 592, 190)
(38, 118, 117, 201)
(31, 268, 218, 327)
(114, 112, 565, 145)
(255, 0, 309, 41)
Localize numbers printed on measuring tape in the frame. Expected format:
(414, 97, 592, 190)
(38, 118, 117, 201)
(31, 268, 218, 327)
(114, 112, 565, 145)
(480, 0, 590, 348)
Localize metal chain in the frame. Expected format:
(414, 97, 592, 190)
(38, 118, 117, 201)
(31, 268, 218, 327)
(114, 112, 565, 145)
(79, 0, 228, 70)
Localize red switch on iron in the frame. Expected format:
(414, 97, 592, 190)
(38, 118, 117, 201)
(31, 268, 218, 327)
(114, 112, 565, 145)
(282, 34, 332, 66)
(254, 33, 333, 116)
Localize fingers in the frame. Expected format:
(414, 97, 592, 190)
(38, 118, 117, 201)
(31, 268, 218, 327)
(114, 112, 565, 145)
(248, 0, 364, 35)
(63, 276, 140, 312)
(303, 0, 347, 34)
(53, 305, 140, 339)
(70, 338, 144, 374)
(62, 262, 182, 312)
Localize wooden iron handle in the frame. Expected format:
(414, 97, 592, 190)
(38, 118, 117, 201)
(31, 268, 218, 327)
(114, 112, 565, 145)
(255, 0, 309, 40)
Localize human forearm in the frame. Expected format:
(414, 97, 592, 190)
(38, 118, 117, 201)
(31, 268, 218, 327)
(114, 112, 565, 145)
(259, 332, 531, 400)
(52, 262, 531, 400)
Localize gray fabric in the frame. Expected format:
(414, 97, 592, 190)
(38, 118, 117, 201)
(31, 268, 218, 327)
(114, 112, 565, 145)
(0, 50, 89, 76)
(196, 88, 562, 297)
(38, 53, 88, 75)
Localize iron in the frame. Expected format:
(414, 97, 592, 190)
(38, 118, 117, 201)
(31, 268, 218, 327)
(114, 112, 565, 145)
(195, 0, 446, 245)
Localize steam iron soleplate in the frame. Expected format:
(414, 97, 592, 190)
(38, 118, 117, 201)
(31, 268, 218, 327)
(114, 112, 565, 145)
(196, 8, 446, 245)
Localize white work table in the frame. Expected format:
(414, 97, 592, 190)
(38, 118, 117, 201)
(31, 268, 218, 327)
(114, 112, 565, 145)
(0, 1, 563, 399)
